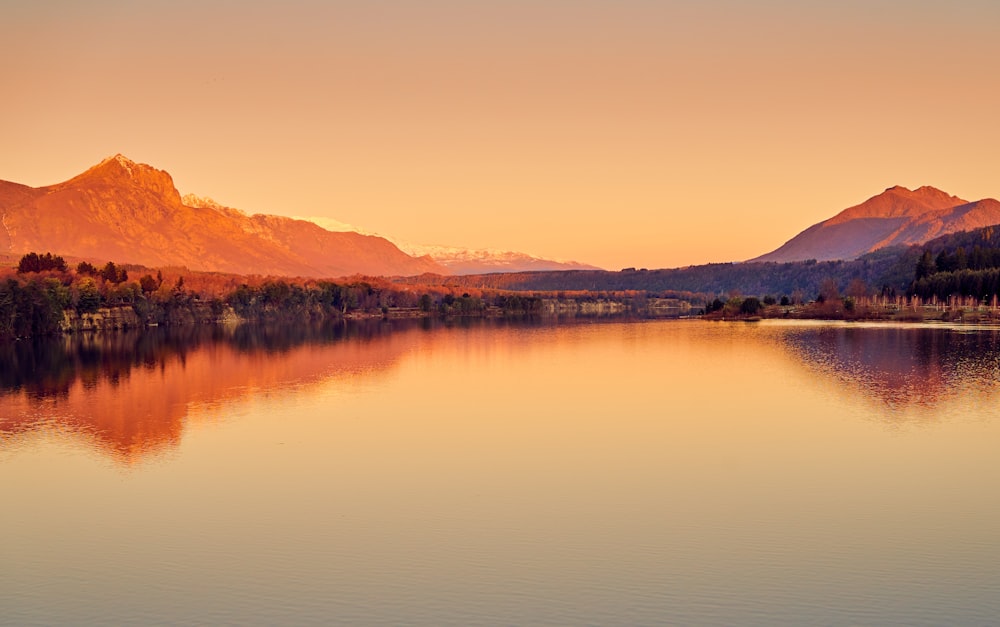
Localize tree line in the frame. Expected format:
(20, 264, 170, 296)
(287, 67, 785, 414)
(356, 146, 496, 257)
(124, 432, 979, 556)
(398, 248, 914, 302)
(0, 253, 549, 340)
(904, 223, 1000, 302)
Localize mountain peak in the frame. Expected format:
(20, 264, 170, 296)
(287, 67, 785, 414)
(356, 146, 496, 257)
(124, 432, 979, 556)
(100, 153, 138, 170)
(879, 185, 955, 198)
(912, 185, 956, 199)
(0, 156, 448, 278)
(750, 185, 993, 263)
(842, 184, 967, 221)
(882, 184, 960, 203)
(90, 154, 151, 181)
(64, 154, 182, 205)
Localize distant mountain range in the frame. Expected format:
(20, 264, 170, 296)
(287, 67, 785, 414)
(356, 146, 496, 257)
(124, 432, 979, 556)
(296, 216, 599, 274)
(393, 243, 600, 275)
(752, 185, 1000, 262)
(4, 156, 998, 282)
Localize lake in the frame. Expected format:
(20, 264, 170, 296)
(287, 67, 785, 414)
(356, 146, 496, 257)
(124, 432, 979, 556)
(2, 318, 1000, 626)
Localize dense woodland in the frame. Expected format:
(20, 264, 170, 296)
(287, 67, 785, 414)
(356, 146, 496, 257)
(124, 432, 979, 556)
(908, 226, 1000, 301)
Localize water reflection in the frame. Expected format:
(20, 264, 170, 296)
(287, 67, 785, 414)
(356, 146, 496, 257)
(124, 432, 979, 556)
(779, 322, 1000, 414)
(5, 318, 1000, 626)
(0, 319, 460, 462)
(5, 319, 1000, 463)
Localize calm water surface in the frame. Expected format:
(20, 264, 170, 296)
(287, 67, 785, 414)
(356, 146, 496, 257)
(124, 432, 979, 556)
(2, 318, 1000, 626)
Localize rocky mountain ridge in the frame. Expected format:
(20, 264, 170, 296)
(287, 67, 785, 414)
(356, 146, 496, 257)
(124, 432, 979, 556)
(0, 155, 445, 277)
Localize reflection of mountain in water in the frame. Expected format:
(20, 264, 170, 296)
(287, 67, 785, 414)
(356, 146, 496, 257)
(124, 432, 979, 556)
(9, 319, 999, 461)
(0, 317, 548, 463)
(781, 324, 1000, 413)
(0, 320, 438, 463)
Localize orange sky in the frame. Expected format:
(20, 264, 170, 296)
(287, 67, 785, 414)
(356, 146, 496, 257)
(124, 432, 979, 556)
(3, 1, 999, 270)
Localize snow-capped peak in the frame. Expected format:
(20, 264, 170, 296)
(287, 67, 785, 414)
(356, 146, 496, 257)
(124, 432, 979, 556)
(294, 215, 378, 235)
(100, 154, 136, 176)
(398, 243, 539, 262)
(281, 216, 600, 274)
(182, 194, 247, 216)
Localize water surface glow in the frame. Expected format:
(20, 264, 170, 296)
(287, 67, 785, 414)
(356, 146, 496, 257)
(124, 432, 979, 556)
(2, 319, 999, 625)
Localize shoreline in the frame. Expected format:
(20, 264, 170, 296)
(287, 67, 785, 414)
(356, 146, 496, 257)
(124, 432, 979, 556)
(702, 296, 1000, 326)
(10, 289, 1000, 341)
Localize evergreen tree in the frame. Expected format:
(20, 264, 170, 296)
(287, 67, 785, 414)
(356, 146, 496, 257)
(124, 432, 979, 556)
(916, 250, 936, 280)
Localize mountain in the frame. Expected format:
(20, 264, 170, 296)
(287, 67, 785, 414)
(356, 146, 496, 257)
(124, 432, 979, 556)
(297, 216, 602, 274)
(394, 243, 602, 275)
(0, 155, 445, 277)
(752, 185, 1000, 263)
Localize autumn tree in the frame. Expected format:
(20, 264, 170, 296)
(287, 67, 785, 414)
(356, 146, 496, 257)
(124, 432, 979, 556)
(139, 274, 159, 294)
(817, 278, 840, 303)
(76, 261, 98, 276)
(100, 261, 128, 284)
(76, 278, 101, 314)
(846, 278, 869, 299)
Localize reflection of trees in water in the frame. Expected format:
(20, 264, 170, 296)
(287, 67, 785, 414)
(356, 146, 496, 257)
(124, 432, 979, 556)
(0, 320, 410, 462)
(0, 325, 214, 399)
(0, 316, 552, 399)
(783, 325, 1000, 411)
(0, 316, 554, 462)
(0, 320, 403, 398)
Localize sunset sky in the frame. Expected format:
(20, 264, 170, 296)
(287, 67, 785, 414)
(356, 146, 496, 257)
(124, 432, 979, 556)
(3, 0, 999, 270)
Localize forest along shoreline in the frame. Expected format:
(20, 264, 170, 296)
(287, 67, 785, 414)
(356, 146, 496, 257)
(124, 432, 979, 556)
(0, 253, 694, 340)
(4, 252, 1000, 341)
